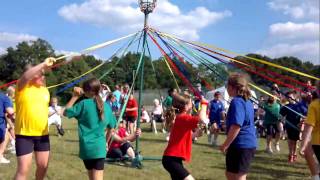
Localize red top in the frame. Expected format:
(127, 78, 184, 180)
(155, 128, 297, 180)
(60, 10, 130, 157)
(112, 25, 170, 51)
(163, 113, 199, 162)
(109, 127, 127, 151)
(126, 98, 138, 117)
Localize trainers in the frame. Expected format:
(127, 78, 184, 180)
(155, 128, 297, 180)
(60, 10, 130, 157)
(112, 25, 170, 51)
(162, 129, 167, 134)
(166, 136, 170, 141)
(275, 143, 280, 152)
(0, 157, 10, 164)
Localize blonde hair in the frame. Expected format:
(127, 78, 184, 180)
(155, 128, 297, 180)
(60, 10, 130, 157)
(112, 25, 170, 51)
(227, 73, 251, 100)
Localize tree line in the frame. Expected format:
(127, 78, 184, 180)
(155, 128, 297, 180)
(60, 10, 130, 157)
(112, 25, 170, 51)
(0, 39, 318, 102)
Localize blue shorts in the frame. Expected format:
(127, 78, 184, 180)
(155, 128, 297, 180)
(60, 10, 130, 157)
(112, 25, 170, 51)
(0, 122, 6, 143)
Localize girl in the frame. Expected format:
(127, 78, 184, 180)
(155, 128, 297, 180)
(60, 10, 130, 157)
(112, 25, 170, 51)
(162, 93, 208, 180)
(220, 73, 257, 180)
(300, 81, 320, 180)
(64, 78, 116, 180)
(125, 93, 138, 134)
(48, 97, 64, 136)
(208, 91, 225, 146)
(263, 95, 281, 153)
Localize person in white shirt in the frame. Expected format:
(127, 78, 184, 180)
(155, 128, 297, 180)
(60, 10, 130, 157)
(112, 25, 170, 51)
(151, 99, 165, 134)
(48, 97, 64, 136)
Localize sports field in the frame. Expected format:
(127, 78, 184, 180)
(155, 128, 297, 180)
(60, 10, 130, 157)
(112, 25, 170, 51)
(0, 119, 310, 180)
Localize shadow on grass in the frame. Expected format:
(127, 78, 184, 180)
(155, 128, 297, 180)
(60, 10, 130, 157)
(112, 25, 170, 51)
(250, 155, 307, 179)
(64, 139, 79, 143)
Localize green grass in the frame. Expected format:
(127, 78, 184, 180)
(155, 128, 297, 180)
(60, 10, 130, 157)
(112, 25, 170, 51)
(0, 119, 310, 180)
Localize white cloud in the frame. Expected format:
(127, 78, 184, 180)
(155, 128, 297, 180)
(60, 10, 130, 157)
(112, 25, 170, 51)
(257, 41, 320, 64)
(268, 0, 319, 20)
(58, 0, 232, 40)
(0, 32, 38, 54)
(270, 22, 319, 40)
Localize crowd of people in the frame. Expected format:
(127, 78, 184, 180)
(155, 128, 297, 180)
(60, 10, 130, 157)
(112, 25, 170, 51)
(0, 57, 319, 180)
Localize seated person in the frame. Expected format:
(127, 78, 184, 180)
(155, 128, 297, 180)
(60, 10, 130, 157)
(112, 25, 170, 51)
(141, 106, 150, 123)
(107, 121, 141, 159)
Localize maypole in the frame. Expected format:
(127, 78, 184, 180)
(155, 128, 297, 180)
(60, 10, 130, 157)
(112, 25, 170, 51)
(132, 0, 157, 168)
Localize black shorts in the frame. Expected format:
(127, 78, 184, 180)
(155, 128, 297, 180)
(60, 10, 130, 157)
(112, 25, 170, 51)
(107, 142, 132, 159)
(312, 145, 320, 163)
(286, 128, 300, 141)
(162, 156, 189, 180)
(83, 158, 105, 170)
(153, 114, 163, 122)
(265, 124, 279, 136)
(226, 147, 255, 174)
(126, 116, 136, 123)
(15, 135, 50, 156)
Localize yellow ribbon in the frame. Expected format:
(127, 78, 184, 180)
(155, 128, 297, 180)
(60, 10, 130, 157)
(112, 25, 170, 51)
(162, 57, 180, 91)
(47, 63, 105, 89)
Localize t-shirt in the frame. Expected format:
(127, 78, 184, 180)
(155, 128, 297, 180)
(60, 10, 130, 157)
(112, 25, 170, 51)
(163, 96, 173, 108)
(113, 90, 122, 108)
(64, 99, 116, 160)
(163, 113, 199, 162)
(209, 99, 225, 123)
(0, 93, 13, 125)
(226, 96, 257, 149)
(142, 110, 150, 122)
(48, 105, 62, 125)
(126, 98, 138, 118)
(15, 83, 50, 136)
(153, 105, 163, 115)
(280, 103, 301, 129)
(296, 100, 308, 116)
(305, 99, 320, 145)
(108, 127, 126, 151)
(263, 102, 280, 125)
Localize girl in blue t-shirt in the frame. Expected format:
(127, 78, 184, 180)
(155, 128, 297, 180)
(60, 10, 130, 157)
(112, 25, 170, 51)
(220, 73, 257, 180)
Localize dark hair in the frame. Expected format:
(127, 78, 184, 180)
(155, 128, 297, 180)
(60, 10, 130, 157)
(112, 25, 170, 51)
(83, 78, 104, 120)
(214, 91, 221, 97)
(107, 93, 115, 100)
(227, 73, 251, 100)
(172, 93, 191, 112)
(168, 88, 176, 96)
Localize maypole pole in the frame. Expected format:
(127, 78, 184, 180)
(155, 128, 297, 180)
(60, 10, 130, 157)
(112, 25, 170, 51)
(132, 0, 157, 168)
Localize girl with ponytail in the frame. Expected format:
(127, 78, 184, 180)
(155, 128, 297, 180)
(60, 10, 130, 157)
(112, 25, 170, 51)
(220, 73, 257, 180)
(63, 78, 116, 180)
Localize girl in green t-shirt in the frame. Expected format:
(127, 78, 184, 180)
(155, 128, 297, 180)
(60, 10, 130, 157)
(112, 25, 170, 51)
(64, 78, 116, 180)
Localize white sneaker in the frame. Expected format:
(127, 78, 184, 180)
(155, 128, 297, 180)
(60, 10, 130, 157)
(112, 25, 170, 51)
(275, 143, 280, 152)
(0, 157, 10, 164)
(162, 129, 167, 134)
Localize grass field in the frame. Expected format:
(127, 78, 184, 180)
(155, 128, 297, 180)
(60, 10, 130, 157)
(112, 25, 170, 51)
(0, 119, 311, 180)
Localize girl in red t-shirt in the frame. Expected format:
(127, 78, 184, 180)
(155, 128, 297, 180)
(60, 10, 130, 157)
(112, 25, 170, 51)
(162, 93, 208, 180)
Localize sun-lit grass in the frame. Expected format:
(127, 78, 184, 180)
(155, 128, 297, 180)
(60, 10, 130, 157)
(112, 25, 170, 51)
(0, 118, 311, 180)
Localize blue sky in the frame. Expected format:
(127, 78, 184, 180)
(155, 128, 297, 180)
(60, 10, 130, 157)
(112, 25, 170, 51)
(0, 0, 319, 64)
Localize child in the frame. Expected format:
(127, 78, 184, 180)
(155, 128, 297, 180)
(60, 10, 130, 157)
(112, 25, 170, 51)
(141, 106, 150, 123)
(162, 93, 208, 180)
(152, 99, 164, 134)
(125, 93, 138, 134)
(220, 73, 257, 180)
(63, 78, 116, 180)
(107, 121, 141, 160)
(48, 97, 64, 136)
(263, 95, 281, 153)
(280, 91, 302, 163)
(208, 91, 225, 146)
(300, 81, 320, 180)
(106, 94, 119, 115)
